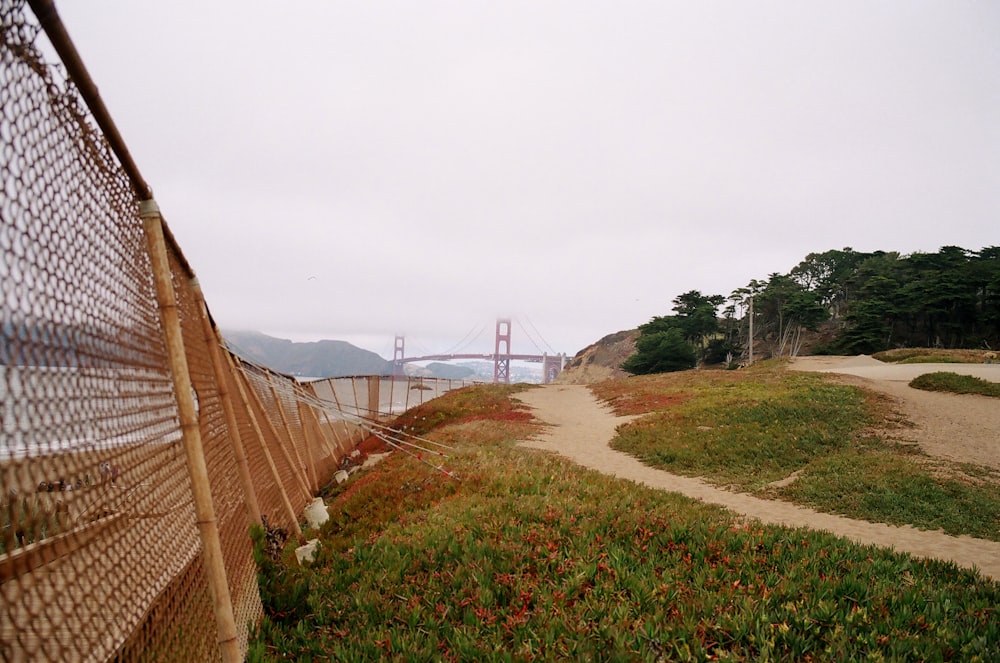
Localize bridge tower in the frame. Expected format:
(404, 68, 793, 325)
(541, 353, 567, 384)
(494, 318, 511, 384)
(393, 335, 406, 377)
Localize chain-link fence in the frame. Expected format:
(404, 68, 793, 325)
(0, 2, 474, 660)
(308, 375, 476, 421)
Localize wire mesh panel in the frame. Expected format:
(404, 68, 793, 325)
(300, 380, 361, 458)
(307, 378, 371, 438)
(239, 364, 310, 516)
(297, 400, 337, 481)
(0, 3, 211, 659)
(168, 248, 262, 659)
(222, 359, 292, 533)
(1, 1, 449, 659)
(269, 375, 315, 492)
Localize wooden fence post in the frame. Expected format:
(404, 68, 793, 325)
(239, 367, 312, 506)
(367, 376, 380, 421)
(350, 377, 362, 419)
(389, 375, 396, 417)
(192, 282, 262, 527)
(324, 411, 349, 455)
(140, 200, 241, 663)
(266, 374, 317, 493)
(226, 356, 304, 543)
(298, 397, 339, 467)
(314, 381, 351, 453)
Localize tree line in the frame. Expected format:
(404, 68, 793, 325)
(624, 246, 1000, 374)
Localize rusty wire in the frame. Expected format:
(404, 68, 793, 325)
(0, 1, 480, 659)
(0, 2, 370, 660)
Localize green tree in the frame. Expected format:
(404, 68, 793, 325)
(623, 291, 723, 373)
(621, 328, 697, 374)
(837, 253, 902, 353)
(790, 248, 869, 319)
(973, 246, 1000, 343)
(725, 281, 764, 363)
(637, 314, 680, 337)
(671, 290, 725, 358)
(624, 244, 1000, 364)
(743, 274, 828, 357)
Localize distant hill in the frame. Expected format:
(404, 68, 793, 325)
(223, 330, 392, 378)
(555, 329, 639, 384)
(407, 362, 476, 380)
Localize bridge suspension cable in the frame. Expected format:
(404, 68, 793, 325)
(515, 317, 553, 356)
(406, 338, 435, 358)
(523, 315, 557, 354)
(438, 322, 488, 356)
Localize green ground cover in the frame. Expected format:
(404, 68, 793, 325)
(909, 372, 1000, 398)
(873, 348, 989, 364)
(598, 363, 1000, 540)
(249, 384, 999, 661)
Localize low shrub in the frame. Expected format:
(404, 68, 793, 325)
(874, 348, 987, 364)
(910, 372, 1000, 398)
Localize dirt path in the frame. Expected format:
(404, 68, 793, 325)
(789, 355, 1000, 470)
(516, 384, 1000, 581)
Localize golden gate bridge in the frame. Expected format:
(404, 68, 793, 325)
(392, 318, 568, 383)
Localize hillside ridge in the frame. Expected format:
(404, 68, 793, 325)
(223, 330, 392, 378)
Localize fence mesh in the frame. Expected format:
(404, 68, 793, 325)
(1, 2, 197, 659)
(0, 2, 476, 660)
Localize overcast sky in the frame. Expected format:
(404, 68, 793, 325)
(52, 1, 999, 359)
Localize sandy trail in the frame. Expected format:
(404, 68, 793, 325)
(789, 355, 1000, 469)
(516, 382, 1000, 581)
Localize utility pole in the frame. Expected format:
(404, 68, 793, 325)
(748, 296, 754, 366)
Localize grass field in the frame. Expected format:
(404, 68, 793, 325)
(599, 363, 1000, 541)
(248, 382, 999, 661)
